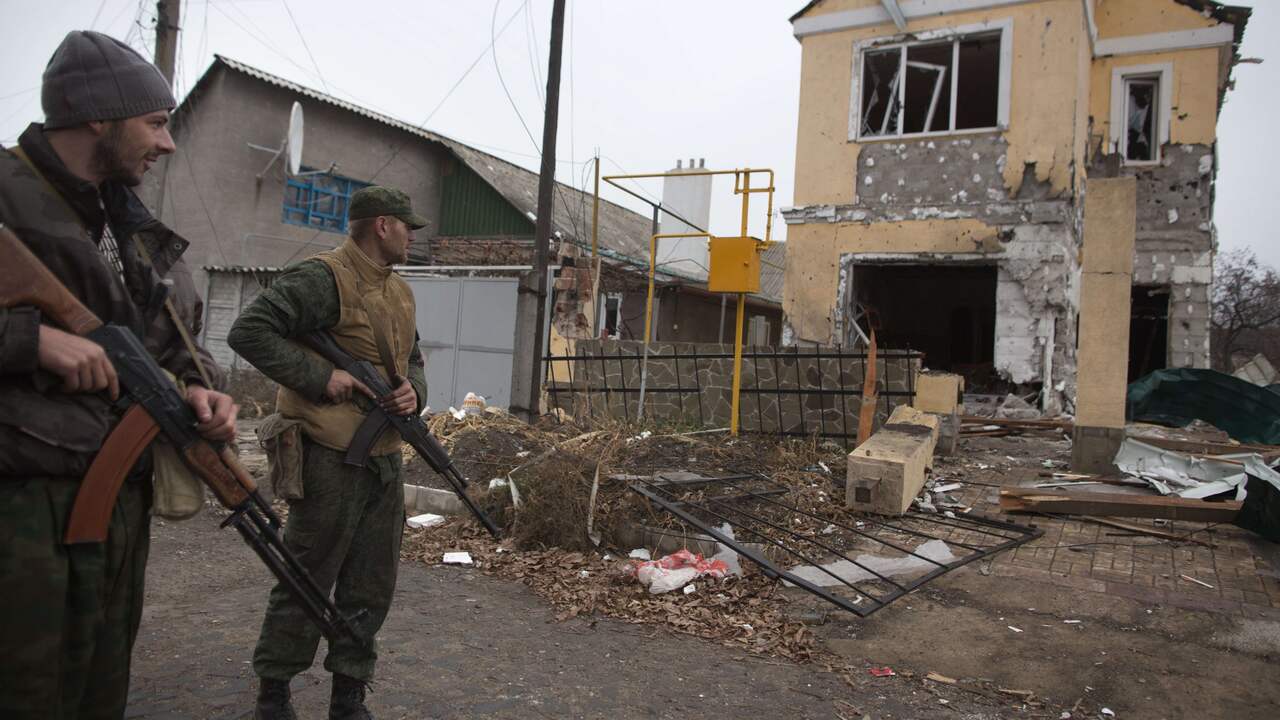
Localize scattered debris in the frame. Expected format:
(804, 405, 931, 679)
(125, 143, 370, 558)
(869, 666, 896, 677)
(406, 513, 446, 529)
(626, 549, 731, 595)
(1179, 574, 1216, 590)
(442, 551, 474, 566)
(925, 672, 957, 684)
(1008, 625, 1023, 633)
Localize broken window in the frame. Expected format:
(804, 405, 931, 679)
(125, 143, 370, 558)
(1123, 76, 1159, 163)
(857, 30, 1003, 139)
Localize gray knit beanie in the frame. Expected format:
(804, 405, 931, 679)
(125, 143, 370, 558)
(41, 30, 176, 130)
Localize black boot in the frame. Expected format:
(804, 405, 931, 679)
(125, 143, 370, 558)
(254, 678, 298, 720)
(329, 673, 373, 720)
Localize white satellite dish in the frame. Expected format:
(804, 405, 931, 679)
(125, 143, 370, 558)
(285, 101, 304, 176)
(248, 101, 335, 181)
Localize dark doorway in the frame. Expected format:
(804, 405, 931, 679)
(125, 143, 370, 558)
(852, 264, 997, 386)
(1129, 285, 1170, 381)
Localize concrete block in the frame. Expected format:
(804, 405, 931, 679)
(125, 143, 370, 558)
(403, 484, 466, 516)
(1071, 425, 1126, 474)
(933, 411, 961, 456)
(847, 407, 939, 516)
(1081, 177, 1137, 275)
(912, 371, 964, 415)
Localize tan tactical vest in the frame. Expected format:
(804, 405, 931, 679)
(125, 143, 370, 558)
(275, 239, 417, 456)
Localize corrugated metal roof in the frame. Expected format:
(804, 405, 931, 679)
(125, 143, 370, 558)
(189, 56, 783, 305)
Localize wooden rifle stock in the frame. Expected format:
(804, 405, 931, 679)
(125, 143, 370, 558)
(0, 224, 103, 335)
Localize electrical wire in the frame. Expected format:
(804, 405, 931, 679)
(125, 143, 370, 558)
(89, 0, 110, 29)
(282, 1, 530, 267)
(280, 0, 330, 94)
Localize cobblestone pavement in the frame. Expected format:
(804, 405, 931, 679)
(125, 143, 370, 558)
(126, 516, 1012, 720)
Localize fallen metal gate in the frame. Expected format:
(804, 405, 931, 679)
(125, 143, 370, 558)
(631, 474, 1041, 617)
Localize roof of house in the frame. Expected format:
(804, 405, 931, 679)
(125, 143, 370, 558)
(181, 56, 784, 304)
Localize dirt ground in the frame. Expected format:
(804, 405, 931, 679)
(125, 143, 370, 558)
(125, 416, 1280, 719)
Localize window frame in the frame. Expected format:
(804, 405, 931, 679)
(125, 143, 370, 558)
(848, 18, 1014, 143)
(282, 168, 370, 234)
(1109, 62, 1173, 167)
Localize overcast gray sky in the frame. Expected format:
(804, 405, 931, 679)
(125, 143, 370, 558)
(0, 0, 1272, 267)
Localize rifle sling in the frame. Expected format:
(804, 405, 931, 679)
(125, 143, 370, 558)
(345, 409, 392, 468)
(64, 403, 160, 544)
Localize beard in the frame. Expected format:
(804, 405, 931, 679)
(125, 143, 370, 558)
(90, 121, 142, 187)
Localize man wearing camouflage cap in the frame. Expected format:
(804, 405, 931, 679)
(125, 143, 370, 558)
(228, 186, 429, 720)
(0, 31, 235, 719)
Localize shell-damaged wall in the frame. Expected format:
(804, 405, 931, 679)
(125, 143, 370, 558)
(783, 0, 1231, 395)
(783, 0, 1091, 401)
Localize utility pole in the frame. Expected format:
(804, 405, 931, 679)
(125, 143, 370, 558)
(152, 0, 180, 224)
(523, 0, 566, 421)
(154, 0, 181, 86)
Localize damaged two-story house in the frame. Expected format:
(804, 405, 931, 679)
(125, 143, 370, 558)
(781, 0, 1249, 412)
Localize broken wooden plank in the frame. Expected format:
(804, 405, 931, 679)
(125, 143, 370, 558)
(999, 488, 1241, 523)
(961, 416, 1073, 429)
(1070, 516, 1215, 547)
(856, 329, 878, 447)
(1128, 434, 1280, 458)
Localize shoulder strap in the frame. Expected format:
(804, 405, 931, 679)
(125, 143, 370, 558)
(10, 146, 86, 232)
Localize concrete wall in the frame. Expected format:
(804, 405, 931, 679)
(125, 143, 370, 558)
(140, 67, 452, 297)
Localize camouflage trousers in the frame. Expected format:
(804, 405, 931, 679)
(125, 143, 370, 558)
(253, 439, 405, 683)
(0, 476, 151, 720)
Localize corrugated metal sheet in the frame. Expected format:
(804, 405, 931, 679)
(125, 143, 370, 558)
(439, 162, 535, 236)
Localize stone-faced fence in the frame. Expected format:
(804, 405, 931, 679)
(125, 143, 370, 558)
(544, 339, 922, 445)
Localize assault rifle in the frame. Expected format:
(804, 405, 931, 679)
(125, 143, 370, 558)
(297, 331, 501, 538)
(0, 224, 364, 648)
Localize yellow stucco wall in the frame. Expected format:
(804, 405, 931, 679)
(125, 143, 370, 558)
(1094, 0, 1218, 38)
(1089, 47, 1222, 146)
(793, 0, 1088, 208)
(784, 219, 1002, 343)
(786, 0, 1230, 345)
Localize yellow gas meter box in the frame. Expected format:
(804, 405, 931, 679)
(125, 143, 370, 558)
(708, 236, 761, 293)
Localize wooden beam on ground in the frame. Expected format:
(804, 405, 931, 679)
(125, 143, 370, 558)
(1129, 435, 1280, 460)
(1072, 516, 1215, 547)
(999, 488, 1241, 523)
(961, 416, 1074, 429)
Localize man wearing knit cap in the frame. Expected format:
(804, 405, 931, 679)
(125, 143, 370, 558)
(0, 31, 236, 719)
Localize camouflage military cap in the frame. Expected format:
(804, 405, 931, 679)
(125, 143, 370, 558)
(347, 186, 427, 229)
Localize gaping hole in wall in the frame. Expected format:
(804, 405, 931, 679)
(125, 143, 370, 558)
(904, 42, 952, 134)
(861, 48, 903, 137)
(955, 33, 1000, 130)
(852, 264, 997, 387)
(1124, 77, 1159, 163)
(1128, 285, 1170, 381)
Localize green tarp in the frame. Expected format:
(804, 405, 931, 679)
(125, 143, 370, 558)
(1126, 368, 1280, 445)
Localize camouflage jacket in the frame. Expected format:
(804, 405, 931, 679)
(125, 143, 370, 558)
(227, 258, 428, 415)
(0, 123, 223, 479)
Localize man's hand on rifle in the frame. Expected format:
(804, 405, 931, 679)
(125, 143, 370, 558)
(379, 377, 417, 417)
(186, 385, 239, 442)
(324, 369, 375, 404)
(37, 325, 120, 399)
